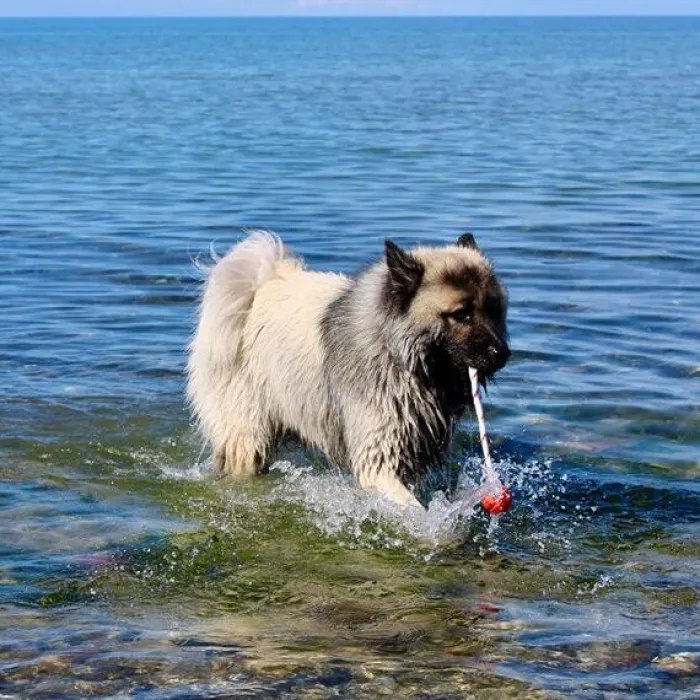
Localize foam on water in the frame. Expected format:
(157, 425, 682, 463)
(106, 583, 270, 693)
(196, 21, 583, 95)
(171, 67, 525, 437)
(158, 459, 209, 482)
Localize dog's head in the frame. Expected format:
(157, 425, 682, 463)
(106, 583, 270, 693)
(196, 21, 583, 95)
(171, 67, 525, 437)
(382, 233, 510, 384)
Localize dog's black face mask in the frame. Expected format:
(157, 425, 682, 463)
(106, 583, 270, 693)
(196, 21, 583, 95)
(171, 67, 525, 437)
(423, 309, 509, 419)
(438, 295, 509, 395)
(444, 312, 510, 381)
(440, 235, 510, 384)
(382, 233, 510, 387)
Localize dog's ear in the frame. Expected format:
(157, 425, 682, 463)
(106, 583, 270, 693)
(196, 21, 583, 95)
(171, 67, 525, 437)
(457, 232, 479, 251)
(384, 240, 424, 313)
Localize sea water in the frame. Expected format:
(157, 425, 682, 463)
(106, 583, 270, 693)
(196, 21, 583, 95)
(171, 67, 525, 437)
(1, 16, 699, 698)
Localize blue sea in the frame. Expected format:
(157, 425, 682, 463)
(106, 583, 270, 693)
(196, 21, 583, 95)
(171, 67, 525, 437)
(1, 16, 699, 699)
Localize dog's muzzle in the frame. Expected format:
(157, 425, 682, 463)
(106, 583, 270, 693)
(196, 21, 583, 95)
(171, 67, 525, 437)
(485, 340, 510, 373)
(470, 327, 510, 377)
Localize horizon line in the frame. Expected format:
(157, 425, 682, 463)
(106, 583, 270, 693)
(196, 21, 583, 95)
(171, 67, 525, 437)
(2, 13, 699, 18)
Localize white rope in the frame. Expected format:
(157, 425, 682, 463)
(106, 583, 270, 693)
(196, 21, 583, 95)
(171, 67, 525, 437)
(468, 367, 500, 491)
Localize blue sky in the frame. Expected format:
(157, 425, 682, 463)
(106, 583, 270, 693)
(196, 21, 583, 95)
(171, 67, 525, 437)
(1, 0, 699, 16)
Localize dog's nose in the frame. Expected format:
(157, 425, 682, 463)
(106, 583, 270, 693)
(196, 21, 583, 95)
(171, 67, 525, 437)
(487, 344, 510, 372)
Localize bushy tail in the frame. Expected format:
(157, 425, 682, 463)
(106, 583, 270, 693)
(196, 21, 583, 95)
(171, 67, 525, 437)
(186, 231, 287, 425)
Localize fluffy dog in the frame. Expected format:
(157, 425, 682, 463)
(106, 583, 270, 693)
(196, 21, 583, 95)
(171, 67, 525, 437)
(187, 231, 509, 508)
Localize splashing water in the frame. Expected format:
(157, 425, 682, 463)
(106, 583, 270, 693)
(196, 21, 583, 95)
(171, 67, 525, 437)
(265, 460, 487, 546)
(158, 452, 547, 552)
(148, 427, 570, 557)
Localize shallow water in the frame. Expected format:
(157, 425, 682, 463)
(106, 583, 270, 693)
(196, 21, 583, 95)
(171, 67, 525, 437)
(1, 16, 700, 699)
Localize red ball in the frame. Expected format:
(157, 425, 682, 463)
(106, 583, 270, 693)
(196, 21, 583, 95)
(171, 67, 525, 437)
(481, 486, 513, 515)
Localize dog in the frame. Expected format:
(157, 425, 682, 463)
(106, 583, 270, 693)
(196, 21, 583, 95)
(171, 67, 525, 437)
(187, 231, 509, 508)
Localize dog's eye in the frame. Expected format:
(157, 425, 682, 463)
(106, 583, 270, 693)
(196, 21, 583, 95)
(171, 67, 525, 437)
(447, 306, 473, 324)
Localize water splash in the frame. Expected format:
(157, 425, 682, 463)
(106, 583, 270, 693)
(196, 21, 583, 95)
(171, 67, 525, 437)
(158, 460, 208, 482)
(155, 447, 566, 553)
(265, 460, 485, 546)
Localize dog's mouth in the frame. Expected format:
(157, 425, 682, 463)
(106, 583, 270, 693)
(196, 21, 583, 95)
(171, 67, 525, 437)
(466, 358, 504, 393)
(476, 370, 493, 391)
(460, 367, 492, 398)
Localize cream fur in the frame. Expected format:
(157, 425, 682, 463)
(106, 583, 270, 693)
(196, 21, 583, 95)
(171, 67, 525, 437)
(187, 232, 498, 509)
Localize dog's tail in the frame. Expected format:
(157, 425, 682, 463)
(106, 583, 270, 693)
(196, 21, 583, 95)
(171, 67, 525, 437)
(186, 231, 288, 420)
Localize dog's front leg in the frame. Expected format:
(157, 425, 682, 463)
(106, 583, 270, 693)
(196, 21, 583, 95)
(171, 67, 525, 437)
(362, 469, 423, 509)
(344, 414, 424, 509)
(349, 446, 422, 509)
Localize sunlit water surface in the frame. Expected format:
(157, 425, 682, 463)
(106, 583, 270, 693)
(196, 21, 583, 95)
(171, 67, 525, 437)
(1, 16, 700, 699)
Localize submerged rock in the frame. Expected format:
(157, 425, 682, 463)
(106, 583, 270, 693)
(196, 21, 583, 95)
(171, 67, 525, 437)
(652, 651, 700, 676)
(538, 639, 660, 672)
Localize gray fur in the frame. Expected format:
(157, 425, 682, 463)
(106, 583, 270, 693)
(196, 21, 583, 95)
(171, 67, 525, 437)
(187, 231, 509, 508)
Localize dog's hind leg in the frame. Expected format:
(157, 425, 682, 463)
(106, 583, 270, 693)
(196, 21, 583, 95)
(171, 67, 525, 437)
(213, 425, 270, 478)
(212, 402, 274, 478)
